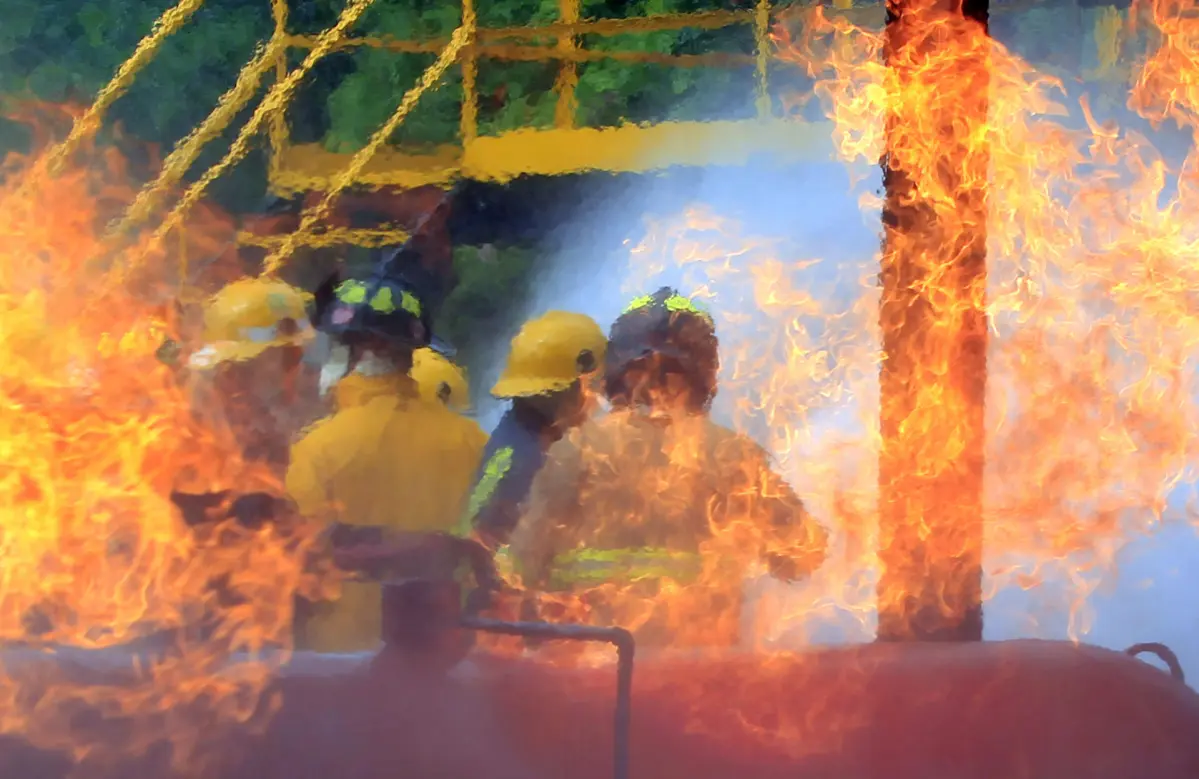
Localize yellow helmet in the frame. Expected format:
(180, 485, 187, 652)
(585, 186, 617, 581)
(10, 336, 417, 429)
(491, 311, 607, 399)
(412, 347, 470, 412)
(187, 277, 313, 370)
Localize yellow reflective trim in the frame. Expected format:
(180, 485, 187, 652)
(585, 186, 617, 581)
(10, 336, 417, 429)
(495, 545, 516, 580)
(400, 290, 422, 317)
(370, 286, 396, 314)
(557, 547, 699, 566)
(622, 294, 653, 314)
(621, 292, 713, 324)
(454, 446, 515, 536)
(335, 280, 367, 304)
(549, 547, 703, 587)
(664, 294, 713, 323)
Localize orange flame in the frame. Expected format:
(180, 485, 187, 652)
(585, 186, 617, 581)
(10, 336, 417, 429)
(497, 0, 1199, 676)
(0, 103, 321, 771)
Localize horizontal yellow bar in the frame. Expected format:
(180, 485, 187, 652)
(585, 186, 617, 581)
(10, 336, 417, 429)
(268, 144, 461, 197)
(285, 34, 758, 67)
(267, 119, 838, 194)
(459, 119, 839, 183)
(237, 226, 412, 248)
(287, 9, 756, 54)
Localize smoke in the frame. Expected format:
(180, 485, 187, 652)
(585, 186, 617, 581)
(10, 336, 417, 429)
(489, 121, 1199, 685)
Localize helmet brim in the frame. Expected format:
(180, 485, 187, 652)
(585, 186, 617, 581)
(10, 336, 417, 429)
(490, 374, 577, 399)
(429, 334, 457, 358)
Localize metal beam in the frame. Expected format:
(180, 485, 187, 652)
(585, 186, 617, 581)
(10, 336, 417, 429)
(876, 0, 989, 642)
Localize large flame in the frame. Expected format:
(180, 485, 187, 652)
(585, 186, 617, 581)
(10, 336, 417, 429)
(7, 0, 1199, 768)
(769, 0, 1199, 639)
(501, 0, 1199, 665)
(0, 103, 321, 771)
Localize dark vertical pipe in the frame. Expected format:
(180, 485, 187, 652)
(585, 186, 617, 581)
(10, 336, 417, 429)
(876, 0, 989, 642)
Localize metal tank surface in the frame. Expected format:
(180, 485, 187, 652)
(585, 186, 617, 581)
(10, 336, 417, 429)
(1, 634, 1198, 779)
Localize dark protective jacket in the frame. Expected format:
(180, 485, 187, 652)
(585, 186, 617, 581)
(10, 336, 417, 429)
(455, 407, 560, 550)
(510, 408, 828, 648)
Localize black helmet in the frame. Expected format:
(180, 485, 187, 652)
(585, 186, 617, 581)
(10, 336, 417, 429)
(604, 286, 719, 411)
(311, 268, 454, 355)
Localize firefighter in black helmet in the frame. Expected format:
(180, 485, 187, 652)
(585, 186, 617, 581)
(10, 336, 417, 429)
(509, 287, 828, 649)
(286, 262, 486, 652)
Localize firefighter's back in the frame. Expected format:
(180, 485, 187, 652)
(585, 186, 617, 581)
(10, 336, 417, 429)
(288, 374, 487, 651)
(541, 409, 795, 552)
(289, 373, 486, 530)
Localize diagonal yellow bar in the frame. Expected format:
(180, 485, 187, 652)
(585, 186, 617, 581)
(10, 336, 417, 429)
(108, 38, 287, 241)
(130, 0, 381, 283)
(259, 25, 471, 277)
(43, 0, 207, 176)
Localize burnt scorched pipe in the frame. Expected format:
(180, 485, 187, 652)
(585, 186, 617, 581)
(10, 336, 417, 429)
(878, 0, 990, 641)
(1, 639, 1199, 779)
(378, 577, 633, 779)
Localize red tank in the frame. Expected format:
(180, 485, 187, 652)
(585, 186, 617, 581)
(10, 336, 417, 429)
(0, 639, 1196, 779)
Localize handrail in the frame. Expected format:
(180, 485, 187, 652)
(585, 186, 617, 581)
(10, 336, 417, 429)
(287, 8, 759, 48)
(284, 35, 758, 67)
(274, 4, 782, 168)
(43, 0, 207, 176)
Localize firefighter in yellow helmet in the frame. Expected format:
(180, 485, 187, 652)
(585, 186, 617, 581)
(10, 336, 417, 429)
(285, 262, 486, 652)
(412, 347, 471, 414)
(455, 312, 606, 546)
(452, 310, 607, 614)
(184, 276, 322, 469)
(510, 287, 828, 649)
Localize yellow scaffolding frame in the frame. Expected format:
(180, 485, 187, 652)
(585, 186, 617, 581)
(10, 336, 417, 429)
(265, 2, 878, 198)
(48, 0, 874, 275)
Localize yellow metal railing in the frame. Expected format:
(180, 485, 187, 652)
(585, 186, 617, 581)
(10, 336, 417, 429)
(43, 0, 869, 275)
(271, 4, 793, 174)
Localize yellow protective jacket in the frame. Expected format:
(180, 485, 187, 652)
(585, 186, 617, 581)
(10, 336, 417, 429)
(286, 371, 487, 652)
(510, 409, 827, 649)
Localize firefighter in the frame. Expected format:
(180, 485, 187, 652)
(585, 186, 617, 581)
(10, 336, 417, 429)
(412, 347, 472, 414)
(171, 277, 323, 647)
(509, 287, 828, 649)
(184, 276, 323, 471)
(286, 266, 487, 652)
(452, 312, 607, 609)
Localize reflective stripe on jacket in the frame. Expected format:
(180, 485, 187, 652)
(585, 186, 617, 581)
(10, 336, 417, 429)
(546, 547, 703, 590)
(453, 408, 549, 547)
(510, 409, 828, 648)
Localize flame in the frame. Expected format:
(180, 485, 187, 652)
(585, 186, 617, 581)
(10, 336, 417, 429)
(0, 103, 321, 771)
(496, 0, 1199, 723)
(771, 0, 1199, 642)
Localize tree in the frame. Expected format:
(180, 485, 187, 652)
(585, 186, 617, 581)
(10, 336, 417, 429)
(313, 0, 763, 151)
(0, 0, 272, 209)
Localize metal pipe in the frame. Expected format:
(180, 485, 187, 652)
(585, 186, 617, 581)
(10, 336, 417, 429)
(460, 616, 634, 779)
(876, 0, 989, 643)
(380, 577, 635, 779)
(1125, 642, 1186, 683)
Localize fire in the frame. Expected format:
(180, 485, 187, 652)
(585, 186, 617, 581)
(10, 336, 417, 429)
(0, 103, 320, 771)
(504, 0, 1199, 671)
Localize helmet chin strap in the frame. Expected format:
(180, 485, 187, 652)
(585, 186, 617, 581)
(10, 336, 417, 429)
(318, 344, 404, 398)
(319, 344, 353, 398)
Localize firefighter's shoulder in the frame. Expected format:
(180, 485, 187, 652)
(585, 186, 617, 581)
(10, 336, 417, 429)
(401, 395, 488, 454)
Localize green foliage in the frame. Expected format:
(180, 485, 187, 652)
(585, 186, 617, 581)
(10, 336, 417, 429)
(318, 0, 761, 151)
(435, 243, 542, 359)
(0, 0, 271, 209)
